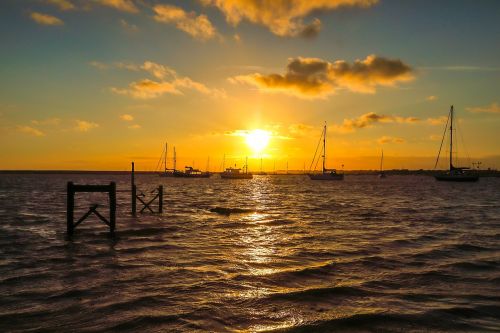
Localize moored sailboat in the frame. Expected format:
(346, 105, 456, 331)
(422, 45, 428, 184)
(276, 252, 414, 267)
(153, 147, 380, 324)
(308, 122, 344, 180)
(434, 105, 478, 182)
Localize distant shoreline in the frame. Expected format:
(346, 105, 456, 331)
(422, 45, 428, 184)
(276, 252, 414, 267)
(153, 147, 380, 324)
(1, 170, 499, 176)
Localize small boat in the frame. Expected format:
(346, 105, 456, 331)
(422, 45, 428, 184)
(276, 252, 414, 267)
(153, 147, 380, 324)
(308, 122, 344, 180)
(221, 157, 253, 179)
(379, 149, 386, 178)
(434, 105, 479, 182)
(173, 166, 210, 178)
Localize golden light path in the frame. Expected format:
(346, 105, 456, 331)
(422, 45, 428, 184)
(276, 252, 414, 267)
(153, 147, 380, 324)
(245, 129, 271, 155)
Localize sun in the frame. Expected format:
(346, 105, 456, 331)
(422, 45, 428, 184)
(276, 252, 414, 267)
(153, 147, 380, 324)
(245, 129, 271, 154)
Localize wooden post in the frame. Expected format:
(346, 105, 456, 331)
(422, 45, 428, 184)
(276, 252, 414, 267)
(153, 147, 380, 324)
(131, 162, 136, 217)
(109, 182, 116, 233)
(158, 185, 163, 213)
(67, 182, 74, 236)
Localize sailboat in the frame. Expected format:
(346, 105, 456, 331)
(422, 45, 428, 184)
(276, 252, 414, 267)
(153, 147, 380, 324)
(159, 142, 175, 177)
(221, 157, 253, 179)
(379, 149, 387, 178)
(434, 105, 479, 182)
(308, 122, 344, 180)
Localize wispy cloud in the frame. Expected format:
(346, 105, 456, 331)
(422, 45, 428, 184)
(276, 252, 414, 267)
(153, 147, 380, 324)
(426, 116, 447, 125)
(426, 95, 437, 101)
(30, 12, 64, 26)
(94, 0, 139, 13)
(107, 60, 226, 99)
(128, 124, 141, 129)
(153, 4, 218, 41)
(230, 55, 414, 99)
(466, 102, 500, 114)
(377, 136, 405, 144)
(17, 126, 45, 137)
(201, 0, 378, 37)
(120, 19, 138, 32)
(120, 114, 134, 121)
(331, 112, 419, 133)
(75, 120, 99, 132)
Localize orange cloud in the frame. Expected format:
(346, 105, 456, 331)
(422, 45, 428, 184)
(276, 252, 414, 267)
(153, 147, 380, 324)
(201, 0, 378, 37)
(426, 116, 447, 125)
(466, 102, 500, 114)
(30, 12, 64, 26)
(109, 61, 226, 99)
(426, 95, 437, 101)
(377, 136, 405, 144)
(94, 0, 139, 13)
(17, 126, 45, 137)
(231, 55, 414, 98)
(120, 114, 134, 121)
(332, 112, 419, 133)
(153, 4, 217, 41)
(75, 120, 99, 132)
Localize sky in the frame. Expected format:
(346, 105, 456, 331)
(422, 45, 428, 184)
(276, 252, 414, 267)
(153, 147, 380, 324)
(0, 0, 499, 171)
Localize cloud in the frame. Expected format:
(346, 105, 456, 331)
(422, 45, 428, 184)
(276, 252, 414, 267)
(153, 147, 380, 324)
(128, 124, 141, 129)
(110, 61, 226, 99)
(153, 4, 217, 41)
(426, 116, 447, 125)
(426, 95, 437, 101)
(89, 61, 109, 70)
(75, 120, 99, 132)
(120, 19, 138, 32)
(466, 102, 500, 114)
(377, 136, 405, 144)
(46, 0, 75, 11)
(17, 126, 45, 137)
(30, 12, 64, 26)
(230, 55, 414, 98)
(201, 0, 378, 37)
(94, 0, 139, 13)
(332, 112, 419, 133)
(120, 114, 134, 121)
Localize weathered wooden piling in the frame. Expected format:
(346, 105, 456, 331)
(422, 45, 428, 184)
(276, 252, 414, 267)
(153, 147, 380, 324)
(131, 162, 163, 215)
(158, 185, 163, 213)
(66, 181, 117, 236)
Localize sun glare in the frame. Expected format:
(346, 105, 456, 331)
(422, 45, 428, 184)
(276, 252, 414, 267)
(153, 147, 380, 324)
(245, 129, 271, 154)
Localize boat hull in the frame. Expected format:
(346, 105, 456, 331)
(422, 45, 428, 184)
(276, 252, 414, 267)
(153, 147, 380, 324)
(308, 173, 344, 180)
(173, 172, 210, 178)
(435, 174, 479, 182)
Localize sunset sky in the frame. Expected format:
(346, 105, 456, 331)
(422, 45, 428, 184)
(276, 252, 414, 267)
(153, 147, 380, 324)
(1, 0, 499, 171)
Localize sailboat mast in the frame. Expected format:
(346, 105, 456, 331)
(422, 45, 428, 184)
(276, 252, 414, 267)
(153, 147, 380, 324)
(165, 142, 168, 173)
(322, 122, 326, 173)
(449, 105, 453, 171)
(245, 156, 248, 174)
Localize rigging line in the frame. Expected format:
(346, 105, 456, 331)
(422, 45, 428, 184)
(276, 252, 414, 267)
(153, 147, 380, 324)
(154, 145, 165, 172)
(309, 127, 323, 171)
(433, 109, 451, 170)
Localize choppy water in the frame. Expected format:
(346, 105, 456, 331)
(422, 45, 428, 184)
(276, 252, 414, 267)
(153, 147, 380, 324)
(0, 174, 499, 332)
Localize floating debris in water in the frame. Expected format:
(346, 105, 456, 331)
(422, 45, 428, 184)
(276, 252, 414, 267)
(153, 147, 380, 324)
(209, 207, 253, 215)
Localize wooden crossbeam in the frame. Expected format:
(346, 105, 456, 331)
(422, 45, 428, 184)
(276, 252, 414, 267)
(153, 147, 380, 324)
(67, 182, 116, 236)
